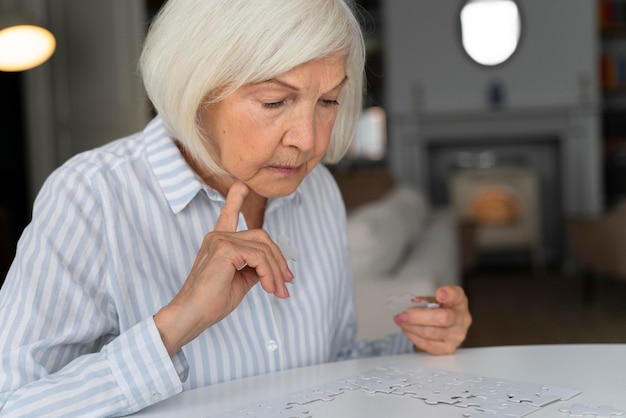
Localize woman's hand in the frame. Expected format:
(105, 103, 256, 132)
(154, 181, 293, 356)
(393, 285, 472, 355)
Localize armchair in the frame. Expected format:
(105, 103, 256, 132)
(566, 202, 626, 302)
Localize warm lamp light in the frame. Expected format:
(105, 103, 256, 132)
(0, 6, 56, 72)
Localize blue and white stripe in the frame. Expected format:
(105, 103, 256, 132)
(0, 116, 412, 417)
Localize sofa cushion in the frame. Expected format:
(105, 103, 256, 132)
(347, 185, 431, 279)
(352, 209, 459, 340)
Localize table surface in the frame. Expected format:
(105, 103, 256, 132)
(134, 344, 626, 417)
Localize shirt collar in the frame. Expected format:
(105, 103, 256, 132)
(145, 116, 301, 214)
(145, 116, 204, 214)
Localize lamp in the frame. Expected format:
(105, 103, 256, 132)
(0, 1, 55, 72)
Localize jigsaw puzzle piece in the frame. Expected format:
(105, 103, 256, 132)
(212, 399, 311, 418)
(461, 398, 539, 417)
(463, 411, 504, 418)
(489, 401, 539, 417)
(340, 367, 412, 394)
(312, 380, 358, 395)
(396, 371, 475, 406)
(257, 398, 310, 414)
(474, 383, 561, 407)
(454, 398, 484, 409)
(543, 385, 581, 401)
(387, 294, 440, 313)
(559, 404, 625, 418)
(282, 388, 336, 406)
(277, 234, 298, 261)
(420, 389, 470, 406)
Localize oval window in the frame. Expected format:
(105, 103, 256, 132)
(460, 0, 521, 66)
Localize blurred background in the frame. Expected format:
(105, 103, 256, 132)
(2, 0, 626, 347)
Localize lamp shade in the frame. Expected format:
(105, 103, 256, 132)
(0, 9, 55, 72)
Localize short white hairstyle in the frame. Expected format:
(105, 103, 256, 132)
(140, 0, 366, 174)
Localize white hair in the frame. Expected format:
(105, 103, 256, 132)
(139, 0, 366, 175)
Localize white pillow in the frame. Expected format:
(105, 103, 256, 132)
(347, 185, 431, 279)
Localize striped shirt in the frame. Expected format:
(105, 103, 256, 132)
(0, 116, 412, 417)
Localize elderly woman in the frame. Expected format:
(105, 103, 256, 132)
(0, 0, 471, 416)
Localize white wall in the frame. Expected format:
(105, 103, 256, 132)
(382, 0, 598, 114)
(381, 0, 602, 217)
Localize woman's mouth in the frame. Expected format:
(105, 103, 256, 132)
(267, 165, 303, 175)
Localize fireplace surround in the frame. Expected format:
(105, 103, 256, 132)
(428, 140, 556, 266)
(388, 106, 602, 267)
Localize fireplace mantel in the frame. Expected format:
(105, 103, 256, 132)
(418, 106, 589, 143)
(389, 105, 603, 218)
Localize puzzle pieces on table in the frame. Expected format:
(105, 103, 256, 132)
(340, 365, 578, 418)
(212, 400, 312, 418)
(559, 404, 625, 418)
(310, 380, 358, 395)
(463, 412, 503, 418)
(282, 382, 356, 406)
(384, 366, 579, 417)
(472, 381, 562, 407)
(340, 367, 412, 394)
(209, 364, 581, 418)
(277, 234, 299, 261)
(462, 397, 540, 417)
(209, 380, 354, 417)
(543, 386, 581, 401)
(386, 294, 440, 313)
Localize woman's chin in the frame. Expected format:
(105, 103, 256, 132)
(249, 178, 303, 199)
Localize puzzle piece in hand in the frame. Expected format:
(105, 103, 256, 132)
(559, 404, 625, 418)
(387, 294, 440, 313)
(277, 234, 299, 261)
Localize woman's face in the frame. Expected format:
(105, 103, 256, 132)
(200, 54, 347, 198)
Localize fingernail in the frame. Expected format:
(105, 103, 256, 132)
(394, 312, 408, 325)
(287, 268, 294, 280)
(437, 288, 449, 301)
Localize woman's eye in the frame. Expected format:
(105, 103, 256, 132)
(321, 99, 339, 107)
(263, 101, 285, 109)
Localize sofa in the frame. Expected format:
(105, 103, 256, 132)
(334, 170, 461, 340)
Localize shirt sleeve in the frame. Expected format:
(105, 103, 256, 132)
(321, 173, 414, 361)
(0, 166, 186, 417)
(331, 252, 414, 360)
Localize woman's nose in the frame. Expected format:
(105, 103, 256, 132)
(283, 106, 316, 151)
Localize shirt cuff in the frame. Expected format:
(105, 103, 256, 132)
(105, 317, 189, 413)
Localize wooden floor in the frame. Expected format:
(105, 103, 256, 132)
(462, 267, 626, 348)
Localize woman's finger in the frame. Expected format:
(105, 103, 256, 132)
(215, 181, 249, 232)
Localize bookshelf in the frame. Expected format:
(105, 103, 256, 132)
(598, 0, 626, 207)
(599, 0, 626, 95)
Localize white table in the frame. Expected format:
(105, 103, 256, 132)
(134, 344, 626, 417)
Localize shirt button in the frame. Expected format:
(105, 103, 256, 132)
(266, 340, 278, 351)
